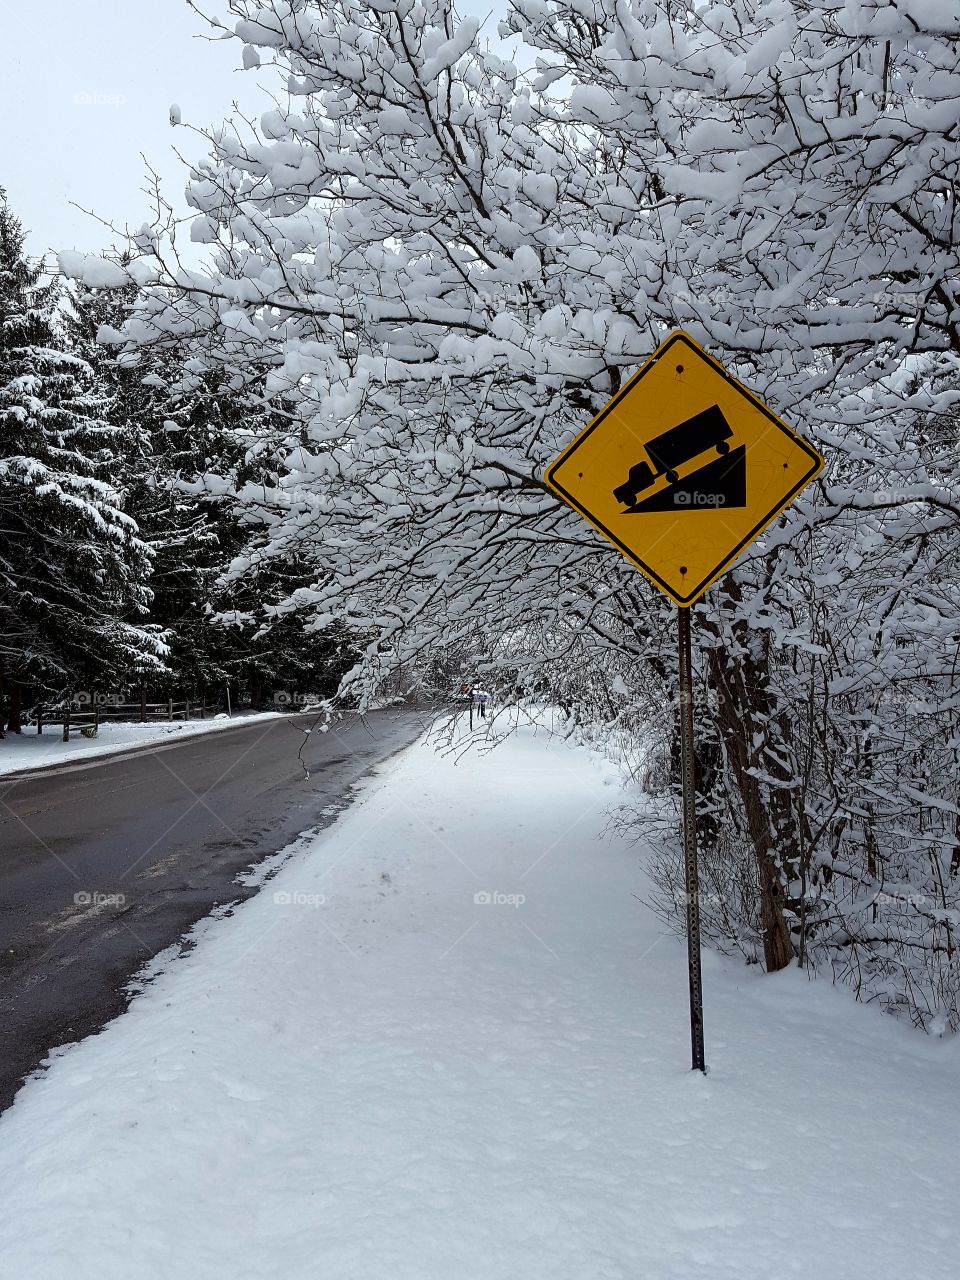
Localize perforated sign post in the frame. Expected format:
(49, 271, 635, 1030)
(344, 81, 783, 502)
(545, 331, 825, 1072)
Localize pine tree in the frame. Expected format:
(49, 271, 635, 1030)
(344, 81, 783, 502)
(69, 281, 355, 707)
(0, 191, 163, 733)
(65, 275, 221, 696)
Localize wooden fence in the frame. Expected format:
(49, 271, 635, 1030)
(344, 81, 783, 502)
(96, 697, 219, 723)
(31, 696, 220, 741)
(31, 704, 101, 743)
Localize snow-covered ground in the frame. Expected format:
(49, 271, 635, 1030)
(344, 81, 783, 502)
(0, 711, 285, 776)
(0, 719, 956, 1278)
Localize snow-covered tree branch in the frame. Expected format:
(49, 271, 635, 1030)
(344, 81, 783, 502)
(73, 0, 960, 1022)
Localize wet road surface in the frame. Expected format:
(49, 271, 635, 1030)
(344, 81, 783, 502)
(0, 710, 424, 1109)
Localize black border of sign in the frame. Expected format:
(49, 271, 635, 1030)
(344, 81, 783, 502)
(543, 331, 825, 607)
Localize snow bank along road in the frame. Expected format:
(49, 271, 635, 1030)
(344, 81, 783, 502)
(0, 717, 956, 1279)
(0, 709, 424, 1110)
(0, 710, 288, 778)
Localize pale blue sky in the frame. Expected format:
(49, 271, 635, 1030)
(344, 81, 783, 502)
(3, 2, 265, 254)
(2, 0, 509, 257)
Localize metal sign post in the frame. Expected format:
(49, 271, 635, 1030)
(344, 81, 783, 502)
(543, 329, 825, 1073)
(677, 605, 706, 1072)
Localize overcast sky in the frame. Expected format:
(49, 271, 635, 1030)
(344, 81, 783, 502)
(1, 2, 268, 256)
(2, 0, 508, 259)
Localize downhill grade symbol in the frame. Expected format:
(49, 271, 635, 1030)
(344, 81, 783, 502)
(544, 331, 825, 1074)
(544, 331, 824, 607)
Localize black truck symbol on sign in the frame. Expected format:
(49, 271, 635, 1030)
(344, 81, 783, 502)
(613, 405, 747, 514)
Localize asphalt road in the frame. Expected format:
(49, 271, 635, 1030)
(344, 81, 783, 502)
(0, 709, 425, 1110)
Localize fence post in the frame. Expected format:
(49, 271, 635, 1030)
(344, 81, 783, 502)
(37, 707, 43, 735)
(94, 705, 100, 735)
(168, 696, 173, 722)
(62, 704, 70, 743)
(139, 685, 146, 723)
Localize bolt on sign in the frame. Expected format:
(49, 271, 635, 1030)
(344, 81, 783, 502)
(544, 331, 825, 607)
(544, 331, 825, 1074)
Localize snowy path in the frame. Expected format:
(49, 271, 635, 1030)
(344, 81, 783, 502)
(0, 720, 956, 1278)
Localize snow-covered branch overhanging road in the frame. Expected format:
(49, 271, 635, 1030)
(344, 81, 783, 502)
(0, 710, 423, 1110)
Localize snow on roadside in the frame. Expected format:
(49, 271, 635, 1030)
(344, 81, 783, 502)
(0, 711, 285, 777)
(0, 721, 956, 1279)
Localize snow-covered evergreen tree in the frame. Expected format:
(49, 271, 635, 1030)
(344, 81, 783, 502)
(0, 192, 163, 730)
(70, 277, 358, 705)
(66, 279, 232, 695)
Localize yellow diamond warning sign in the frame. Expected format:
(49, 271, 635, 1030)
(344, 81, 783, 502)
(544, 331, 825, 606)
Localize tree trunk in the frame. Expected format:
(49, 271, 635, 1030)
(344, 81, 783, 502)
(670, 716, 722, 848)
(6, 681, 22, 734)
(704, 615, 795, 972)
